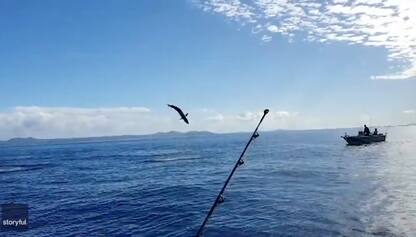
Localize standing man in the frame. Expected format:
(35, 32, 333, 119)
(364, 125, 370, 136)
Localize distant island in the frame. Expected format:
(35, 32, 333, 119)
(0, 131, 217, 147)
(2, 123, 415, 147)
(396, 123, 416, 127)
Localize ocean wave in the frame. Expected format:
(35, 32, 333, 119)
(0, 164, 48, 173)
(145, 155, 200, 163)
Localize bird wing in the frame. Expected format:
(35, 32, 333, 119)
(167, 104, 186, 118)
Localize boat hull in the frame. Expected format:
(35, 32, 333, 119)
(342, 134, 386, 145)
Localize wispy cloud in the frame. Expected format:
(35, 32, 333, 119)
(206, 113, 225, 121)
(236, 111, 262, 121)
(197, 0, 416, 80)
(0, 106, 158, 139)
(403, 109, 415, 114)
(235, 110, 296, 121)
(201, 109, 303, 132)
(198, 0, 256, 23)
(0, 107, 305, 139)
(1, 106, 410, 139)
(372, 66, 416, 80)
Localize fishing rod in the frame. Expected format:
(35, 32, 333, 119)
(196, 109, 270, 237)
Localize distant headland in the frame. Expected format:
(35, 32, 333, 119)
(0, 131, 217, 147)
(1, 123, 415, 147)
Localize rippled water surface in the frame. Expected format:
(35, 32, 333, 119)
(1, 127, 416, 236)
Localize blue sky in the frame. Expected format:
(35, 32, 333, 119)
(0, 0, 415, 139)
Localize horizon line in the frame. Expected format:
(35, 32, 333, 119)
(2, 123, 414, 142)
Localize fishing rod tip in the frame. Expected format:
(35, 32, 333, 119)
(264, 109, 269, 114)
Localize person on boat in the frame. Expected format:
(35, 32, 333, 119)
(364, 125, 370, 136)
(373, 128, 378, 135)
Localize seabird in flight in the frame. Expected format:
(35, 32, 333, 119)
(167, 104, 189, 124)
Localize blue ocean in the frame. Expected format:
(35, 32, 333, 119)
(1, 127, 416, 236)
